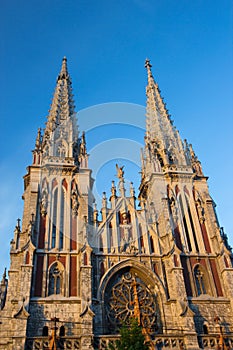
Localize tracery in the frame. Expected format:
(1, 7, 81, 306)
(105, 270, 160, 335)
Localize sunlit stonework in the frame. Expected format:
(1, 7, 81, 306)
(106, 271, 160, 334)
(0, 58, 233, 350)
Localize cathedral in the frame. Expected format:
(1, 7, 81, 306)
(0, 57, 233, 350)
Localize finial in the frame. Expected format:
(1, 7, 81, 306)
(61, 56, 67, 69)
(145, 58, 155, 86)
(189, 144, 196, 159)
(93, 203, 98, 223)
(130, 182, 135, 197)
(81, 131, 86, 142)
(35, 128, 41, 149)
(111, 181, 117, 197)
(145, 58, 152, 69)
(102, 192, 107, 208)
(57, 56, 69, 81)
(79, 131, 87, 156)
(16, 218, 21, 231)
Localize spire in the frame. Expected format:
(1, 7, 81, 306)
(44, 57, 76, 134)
(144, 59, 187, 168)
(145, 59, 171, 142)
(41, 57, 79, 162)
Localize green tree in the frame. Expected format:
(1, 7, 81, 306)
(107, 318, 150, 350)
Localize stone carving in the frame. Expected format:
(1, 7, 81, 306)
(116, 164, 124, 179)
(71, 189, 79, 217)
(169, 197, 178, 223)
(40, 189, 48, 217)
(196, 199, 205, 223)
(106, 271, 159, 334)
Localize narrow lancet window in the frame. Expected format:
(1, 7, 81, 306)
(185, 195, 199, 252)
(150, 235, 155, 253)
(194, 265, 208, 296)
(48, 262, 63, 296)
(179, 196, 192, 252)
(52, 188, 58, 248)
(59, 188, 65, 250)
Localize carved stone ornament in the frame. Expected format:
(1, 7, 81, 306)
(71, 189, 79, 217)
(196, 200, 205, 223)
(40, 189, 48, 217)
(116, 163, 124, 180)
(105, 271, 160, 334)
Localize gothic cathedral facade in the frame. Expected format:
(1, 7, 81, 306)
(0, 58, 233, 350)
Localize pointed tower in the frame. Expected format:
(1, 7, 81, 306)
(0, 58, 95, 350)
(143, 59, 188, 175)
(138, 60, 233, 349)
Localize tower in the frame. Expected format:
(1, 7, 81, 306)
(0, 58, 94, 350)
(0, 58, 232, 350)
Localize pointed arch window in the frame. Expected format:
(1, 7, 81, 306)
(157, 153, 164, 168)
(99, 235, 103, 252)
(83, 252, 87, 265)
(59, 188, 65, 250)
(109, 222, 113, 248)
(185, 194, 199, 252)
(178, 195, 192, 252)
(194, 265, 209, 296)
(56, 140, 67, 158)
(52, 188, 58, 248)
(25, 251, 30, 264)
(48, 262, 64, 296)
(150, 235, 155, 253)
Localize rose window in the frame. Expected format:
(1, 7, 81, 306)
(105, 271, 160, 334)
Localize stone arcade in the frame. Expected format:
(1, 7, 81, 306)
(0, 58, 233, 349)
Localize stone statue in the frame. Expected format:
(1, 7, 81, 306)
(116, 164, 124, 179)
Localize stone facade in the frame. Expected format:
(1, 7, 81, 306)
(0, 58, 233, 350)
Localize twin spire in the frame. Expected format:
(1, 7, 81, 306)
(143, 58, 202, 174)
(33, 57, 202, 175)
(33, 57, 88, 167)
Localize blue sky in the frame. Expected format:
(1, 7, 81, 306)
(0, 0, 232, 273)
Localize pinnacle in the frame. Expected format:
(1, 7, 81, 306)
(145, 58, 155, 87)
(57, 56, 69, 81)
(145, 58, 152, 69)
